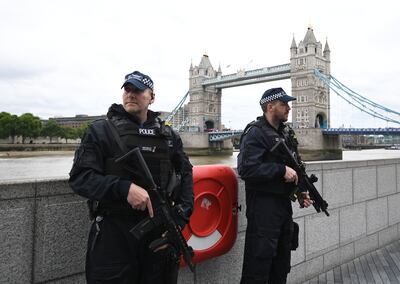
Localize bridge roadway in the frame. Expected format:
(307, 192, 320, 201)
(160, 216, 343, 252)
(323, 128, 400, 135)
(208, 128, 400, 142)
(303, 240, 400, 284)
(202, 63, 291, 89)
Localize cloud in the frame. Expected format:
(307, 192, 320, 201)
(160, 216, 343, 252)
(0, 0, 400, 130)
(0, 63, 50, 80)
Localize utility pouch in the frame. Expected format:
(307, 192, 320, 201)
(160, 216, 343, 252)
(291, 221, 299, 251)
(167, 170, 182, 201)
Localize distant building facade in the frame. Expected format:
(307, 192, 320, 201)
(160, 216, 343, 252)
(46, 112, 173, 129)
(47, 114, 106, 128)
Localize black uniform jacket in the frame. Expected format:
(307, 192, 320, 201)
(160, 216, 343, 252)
(237, 115, 295, 197)
(69, 104, 194, 226)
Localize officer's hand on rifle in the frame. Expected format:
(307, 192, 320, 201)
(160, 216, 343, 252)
(297, 192, 313, 208)
(284, 166, 298, 185)
(127, 183, 154, 218)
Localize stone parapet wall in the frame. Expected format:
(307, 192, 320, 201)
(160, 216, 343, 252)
(179, 158, 400, 283)
(286, 159, 400, 283)
(0, 179, 89, 283)
(1, 158, 400, 283)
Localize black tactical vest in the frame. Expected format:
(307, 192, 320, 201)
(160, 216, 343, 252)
(240, 117, 298, 196)
(104, 116, 174, 191)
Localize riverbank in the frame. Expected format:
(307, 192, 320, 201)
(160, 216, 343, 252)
(0, 151, 74, 158)
(0, 143, 77, 158)
(0, 143, 79, 152)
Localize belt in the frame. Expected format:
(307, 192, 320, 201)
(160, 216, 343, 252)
(96, 202, 144, 219)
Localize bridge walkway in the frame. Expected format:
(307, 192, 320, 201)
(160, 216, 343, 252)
(302, 240, 400, 284)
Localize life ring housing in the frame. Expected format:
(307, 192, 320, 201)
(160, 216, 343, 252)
(182, 165, 239, 265)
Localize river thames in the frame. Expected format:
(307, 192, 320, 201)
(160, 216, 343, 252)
(1, 149, 400, 182)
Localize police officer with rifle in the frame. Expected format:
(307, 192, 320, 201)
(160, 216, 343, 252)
(238, 88, 323, 284)
(69, 71, 194, 284)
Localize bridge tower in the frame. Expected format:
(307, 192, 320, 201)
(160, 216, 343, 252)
(290, 27, 331, 129)
(188, 54, 222, 132)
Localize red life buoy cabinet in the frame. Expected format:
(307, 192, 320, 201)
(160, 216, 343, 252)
(181, 165, 239, 265)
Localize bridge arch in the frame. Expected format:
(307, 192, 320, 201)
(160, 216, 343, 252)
(315, 112, 328, 128)
(205, 120, 215, 131)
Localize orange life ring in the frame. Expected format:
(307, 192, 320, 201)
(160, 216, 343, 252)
(181, 165, 239, 265)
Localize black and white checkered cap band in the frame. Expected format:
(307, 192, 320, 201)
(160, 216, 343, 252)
(126, 74, 154, 89)
(259, 91, 286, 105)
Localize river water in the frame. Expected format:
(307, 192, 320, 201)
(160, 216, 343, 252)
(1, 149, 400, 183)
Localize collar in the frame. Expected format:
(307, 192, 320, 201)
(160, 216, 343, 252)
(107, 104, 160, 126)
(258, 115, 286, 133)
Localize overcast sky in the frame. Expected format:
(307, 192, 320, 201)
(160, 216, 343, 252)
(1, 0, 400, 129)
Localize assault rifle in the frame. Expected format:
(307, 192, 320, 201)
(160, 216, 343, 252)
(115, 147, 195, 271)
(270, 138, 330, 216)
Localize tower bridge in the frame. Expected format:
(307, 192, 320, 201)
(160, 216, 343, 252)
(170, 27, 399, 159)
(172, 27, 331, 135)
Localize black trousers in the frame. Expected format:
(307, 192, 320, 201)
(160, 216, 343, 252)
(85, 215, 179, 284)
(240, 192, 293, 284)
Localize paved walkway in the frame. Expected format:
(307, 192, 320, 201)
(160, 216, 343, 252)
(303, 240, 400, 284)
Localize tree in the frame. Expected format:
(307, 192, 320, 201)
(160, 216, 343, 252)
(0, 112, 18, 143)
(75, 122, 90, 139)
(41, 119, 62, 143)
(16, 113, 42, 143)
(60, 127, 79, 143)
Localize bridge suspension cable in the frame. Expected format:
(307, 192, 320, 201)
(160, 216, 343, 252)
(314, 69, 400, 125)
(165, 91, 190, 125)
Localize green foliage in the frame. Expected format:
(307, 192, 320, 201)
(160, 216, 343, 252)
(0, 112, 18, 140)
(75, 122, 90, 138)
(16, 113, 42, 143)
(60, 127, 79, 143)
(41, 119, 63, 142)
(0, 111, 92, 143)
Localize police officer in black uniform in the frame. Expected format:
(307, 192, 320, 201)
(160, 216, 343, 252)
(69, 71, 194, 284)
(238, 88, 313, 284)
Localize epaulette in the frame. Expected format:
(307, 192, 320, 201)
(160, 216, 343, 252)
(243, 118, 265, 134)
(243, 121, 256, 136)
(239, 118, 265, 147)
